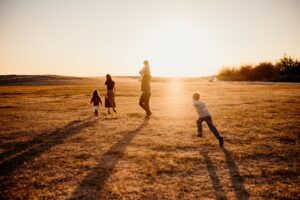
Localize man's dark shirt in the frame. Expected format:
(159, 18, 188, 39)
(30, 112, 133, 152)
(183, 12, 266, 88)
(141, 74, 151, 92)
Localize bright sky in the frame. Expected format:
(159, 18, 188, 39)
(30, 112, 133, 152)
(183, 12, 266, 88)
(0, 0, 300, 77)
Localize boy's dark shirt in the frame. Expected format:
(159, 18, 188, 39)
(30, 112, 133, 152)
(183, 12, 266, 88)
(141, 74, 151, 92)
(91, 96, 102, 106)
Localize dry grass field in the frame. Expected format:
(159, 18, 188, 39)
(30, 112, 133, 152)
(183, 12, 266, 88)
(0, 78, 299, 199)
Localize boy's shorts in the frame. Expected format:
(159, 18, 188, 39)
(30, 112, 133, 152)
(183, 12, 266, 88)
(93, 106, 99, 111)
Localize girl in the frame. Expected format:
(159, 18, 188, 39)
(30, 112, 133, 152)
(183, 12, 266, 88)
(90, 90, 102, 116)
(105, 74, 116, 114)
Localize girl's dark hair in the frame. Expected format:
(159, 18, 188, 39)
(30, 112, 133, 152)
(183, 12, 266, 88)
(106, 74, 112, 82)
(93, 90, 99, 97)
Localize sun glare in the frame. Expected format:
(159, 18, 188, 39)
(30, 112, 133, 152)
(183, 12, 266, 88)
(136, 19, 218, 77)
(165, 78, 185, 113)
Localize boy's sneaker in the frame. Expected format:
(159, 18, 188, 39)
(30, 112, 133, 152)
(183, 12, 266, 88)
(113, 108, 117, 113)
(219, 137, 224, 147)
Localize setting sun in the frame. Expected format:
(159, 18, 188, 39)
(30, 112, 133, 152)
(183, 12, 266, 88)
(134, 18, 218, 77)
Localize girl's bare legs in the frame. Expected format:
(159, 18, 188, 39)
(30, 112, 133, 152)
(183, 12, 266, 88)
(107, 108, 111, 114)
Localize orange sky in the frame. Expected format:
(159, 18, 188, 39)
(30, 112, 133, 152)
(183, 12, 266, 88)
(0, 0, 300, 77)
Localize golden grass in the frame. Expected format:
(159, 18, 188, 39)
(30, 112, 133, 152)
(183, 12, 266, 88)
(0, 79, 299, 199)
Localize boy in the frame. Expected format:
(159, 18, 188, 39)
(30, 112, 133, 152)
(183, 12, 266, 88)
(193, 92, 224, 147)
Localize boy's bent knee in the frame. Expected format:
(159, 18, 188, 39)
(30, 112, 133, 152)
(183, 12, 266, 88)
(197, 118, 202, 124)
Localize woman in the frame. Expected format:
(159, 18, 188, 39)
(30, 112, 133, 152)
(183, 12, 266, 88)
(105, 74, 116, 114)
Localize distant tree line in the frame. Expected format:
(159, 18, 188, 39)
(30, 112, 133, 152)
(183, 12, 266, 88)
(217, 55, 300, 82)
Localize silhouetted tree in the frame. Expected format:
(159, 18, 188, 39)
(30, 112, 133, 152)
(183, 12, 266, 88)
(238, 65, 254, 81)
(275, 54, 300, 81)
(252, 62, 275, 81)
(217, 55, 300, 82)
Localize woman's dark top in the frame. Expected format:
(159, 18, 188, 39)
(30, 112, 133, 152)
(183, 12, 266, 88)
(105, 80, 115, 90)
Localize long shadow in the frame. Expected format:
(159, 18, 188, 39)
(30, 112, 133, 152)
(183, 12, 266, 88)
(222, 148, 249, 200)
(201, 152, 227, 200)
(0, 119, 92, 161)
(0, 117, 97, 176)
(70, 118, 149, 200)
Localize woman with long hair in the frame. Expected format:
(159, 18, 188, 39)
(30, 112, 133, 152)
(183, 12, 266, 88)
(105, 74, 116, 114)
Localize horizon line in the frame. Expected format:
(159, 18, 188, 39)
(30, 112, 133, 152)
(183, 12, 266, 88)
(0, 74, 215, 79)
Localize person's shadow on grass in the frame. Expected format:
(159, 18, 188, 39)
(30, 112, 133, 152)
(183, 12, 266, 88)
(201, 148, 249, 200)
(201, 151, 227, 200)
(222, 147, 249, 200)
(70, 118, 149, 200)
(0, 117, 97, 177)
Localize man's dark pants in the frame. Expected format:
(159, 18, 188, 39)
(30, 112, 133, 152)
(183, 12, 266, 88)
(197, 115, 221, 139)
(139, 91, 151, 114)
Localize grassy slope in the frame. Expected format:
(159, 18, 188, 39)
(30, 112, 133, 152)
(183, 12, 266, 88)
(0, 79, 299, 199)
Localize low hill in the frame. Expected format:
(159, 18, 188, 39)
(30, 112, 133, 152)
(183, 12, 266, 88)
(0, 75, 136, 85)
(0, 75, 210, 85)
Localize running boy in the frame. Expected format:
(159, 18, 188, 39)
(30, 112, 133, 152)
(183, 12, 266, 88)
(193, 91, 224, 147)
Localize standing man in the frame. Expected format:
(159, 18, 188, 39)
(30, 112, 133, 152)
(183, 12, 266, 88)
(139, 60, 152, 117)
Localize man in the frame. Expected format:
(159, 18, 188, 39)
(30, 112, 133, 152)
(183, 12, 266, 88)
(139, 60, 152, 117)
